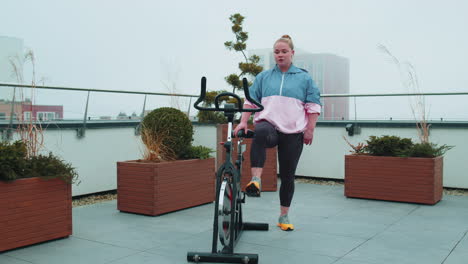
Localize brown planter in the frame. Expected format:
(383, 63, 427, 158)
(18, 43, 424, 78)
(0, 178, 72, 252)
(117, 158, 215, 216)
(344, 155, 443, 205)
(216, 124, 277, 192)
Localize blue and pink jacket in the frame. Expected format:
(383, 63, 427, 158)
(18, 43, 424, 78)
(245, 64, 322, 134)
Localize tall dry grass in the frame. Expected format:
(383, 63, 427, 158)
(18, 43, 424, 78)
(9, 49, 44, 157)
(378, 44, 430, 144)
(140, 127, 176, 162)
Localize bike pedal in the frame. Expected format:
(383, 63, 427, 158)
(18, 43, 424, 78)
(245, 191, 261, 197)
(245, 183, 261, 197)
(238, 193, 246, 203)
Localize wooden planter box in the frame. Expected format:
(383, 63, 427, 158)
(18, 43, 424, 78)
(0, 178, 72, 252)
(345, 155, 443, 205)
(216, 124, 277, 192)
(117, 158, 215, 216)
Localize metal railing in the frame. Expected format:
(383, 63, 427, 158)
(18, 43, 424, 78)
(1, 82, 468, 139)
(0, 82, 199, 140)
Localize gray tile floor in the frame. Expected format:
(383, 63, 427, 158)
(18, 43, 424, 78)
(2, 183, 468, 264)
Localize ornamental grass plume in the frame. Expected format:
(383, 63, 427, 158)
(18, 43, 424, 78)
(378, 44, 430, 144)
(9, 49, 44, 158)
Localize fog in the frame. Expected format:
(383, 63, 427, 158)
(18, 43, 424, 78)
(1, 0, 468, 120)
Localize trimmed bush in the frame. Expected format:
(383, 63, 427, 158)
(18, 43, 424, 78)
(141, 107, 194, 161)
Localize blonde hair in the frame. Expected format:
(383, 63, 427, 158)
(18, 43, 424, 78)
(274, 35, 294, 50)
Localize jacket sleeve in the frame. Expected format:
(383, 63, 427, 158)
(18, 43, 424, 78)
(305, 77, 322, 114)
(244, 73, 263, 108)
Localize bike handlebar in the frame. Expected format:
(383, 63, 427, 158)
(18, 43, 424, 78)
(194, 77, 264, 113)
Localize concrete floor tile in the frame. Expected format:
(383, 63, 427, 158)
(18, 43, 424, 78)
(267, 230, 367, 258)
(333, 257, 380, 264)
(4, 237, 139, 264)
(249, 244, 338, 264)
(344, 238, 450, 264)
(0, 255, 32, 264)
(442, 231, 468, 264)
(5, 184, 468, 264)
(110, 251, 180, 264)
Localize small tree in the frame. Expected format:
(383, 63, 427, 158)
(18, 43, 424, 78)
(197, 13, 263, 123)
(196, 91, 228, 123)
(224, 13, 263, 93)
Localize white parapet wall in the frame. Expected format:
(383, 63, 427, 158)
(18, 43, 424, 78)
(2, 121, 467, 196)
(36, 123, 218, 196)
(298, 124, 467, 189)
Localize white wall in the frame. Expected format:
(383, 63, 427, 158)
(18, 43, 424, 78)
(7, 122, 467, 196)
(38, 124, 218, 196)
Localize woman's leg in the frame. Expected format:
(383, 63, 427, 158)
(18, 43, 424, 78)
(247, 121, 278, 196)
(277, 132, 303, 230)
(250, 121, 278, 168)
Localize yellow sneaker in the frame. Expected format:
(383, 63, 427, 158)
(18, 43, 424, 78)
(245, 177, 261, 197)
(277, 214, 294, 231)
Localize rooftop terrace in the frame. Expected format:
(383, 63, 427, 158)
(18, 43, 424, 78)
(2, 182, 468, 264)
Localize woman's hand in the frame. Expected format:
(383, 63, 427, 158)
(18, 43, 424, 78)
(234, 122, 248, 137)
(304, 129, 314, 145)
(304, 113, 319, 145)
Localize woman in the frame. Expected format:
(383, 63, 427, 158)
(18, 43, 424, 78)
(234, 35, 321, 231)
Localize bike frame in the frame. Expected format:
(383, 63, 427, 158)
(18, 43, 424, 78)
(187, 76, 267, 264)
(211, 107, 246, 254)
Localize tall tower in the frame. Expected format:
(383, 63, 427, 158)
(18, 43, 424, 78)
(249, 48, 350, 120)
(0, 36, 24, 101)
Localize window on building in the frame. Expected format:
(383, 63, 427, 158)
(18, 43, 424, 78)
(47, 112, 55, 120)
(0, 112, 6, 120)
(23, 112, 31, 121)
(37, 112, 56, 121)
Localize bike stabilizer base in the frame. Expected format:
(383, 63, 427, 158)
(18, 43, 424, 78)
(187, 222, 268, 264)
(187, 252, 259, 264)
(242, 222, 269, 231)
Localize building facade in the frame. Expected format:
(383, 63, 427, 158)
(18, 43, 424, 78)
(0, 100, 63, 121)
(249, 48, 350, 120)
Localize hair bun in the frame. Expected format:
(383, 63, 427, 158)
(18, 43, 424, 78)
(275, 34, 294, 50)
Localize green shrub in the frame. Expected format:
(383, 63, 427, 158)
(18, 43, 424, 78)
(348, 135, 453, 158)
(197, 111, 227, 124)
(24, 153, 79, 184)
(365, 135, 413, 156)
(181, 145, 214, 160)
(403, 142, 453, 158)
(0, 140, 79, 183)
(0, 141, 27, 181)
(141, 107, 194, 161)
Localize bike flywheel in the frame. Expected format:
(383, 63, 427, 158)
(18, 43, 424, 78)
(218, 179, 234, 246)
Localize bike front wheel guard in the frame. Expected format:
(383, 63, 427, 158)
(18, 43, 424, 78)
(218, 179, 233, 246)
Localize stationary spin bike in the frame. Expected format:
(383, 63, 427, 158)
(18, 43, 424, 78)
(187, 77, 268, 264)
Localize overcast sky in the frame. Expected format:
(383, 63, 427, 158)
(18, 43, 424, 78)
(1, 0, 468, 119)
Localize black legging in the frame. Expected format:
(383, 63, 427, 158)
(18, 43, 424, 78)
(250, 121, 304, 207)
